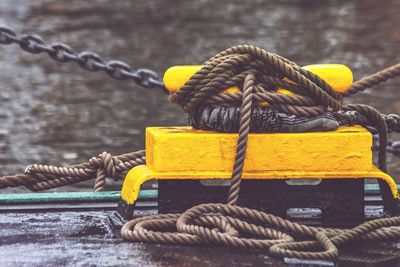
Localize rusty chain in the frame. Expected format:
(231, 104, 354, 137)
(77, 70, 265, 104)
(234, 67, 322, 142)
(0, 26, 167, 92)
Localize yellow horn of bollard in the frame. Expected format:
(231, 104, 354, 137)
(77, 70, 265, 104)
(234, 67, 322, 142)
(163, 64, 353, 95)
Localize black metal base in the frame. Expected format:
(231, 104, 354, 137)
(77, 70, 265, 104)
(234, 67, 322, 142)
(117, 199, 136, 220)
(377, 179, 399, 215)
(158, 179, 365, 225)
(117, 178, 399, 225)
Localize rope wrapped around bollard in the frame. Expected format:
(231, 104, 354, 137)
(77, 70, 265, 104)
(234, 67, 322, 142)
(1, 44, 400, 261)
(121, 45, 400, 261)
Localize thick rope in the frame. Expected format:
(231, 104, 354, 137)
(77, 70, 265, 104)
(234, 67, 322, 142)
(1, 47, 399, 193)
(1, 45, 400, 262)
(344, 62, 400, 96)
(226, 74, 254, 205)
(0, 150, 145, 192)
(122, 45, 400, 261)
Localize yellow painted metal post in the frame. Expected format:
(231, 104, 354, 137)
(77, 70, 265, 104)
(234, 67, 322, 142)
(121, 165, 153, 205)
(163, 64, 353, 94)
(119, 126, 399, 210)
(117, 63, 400, 219)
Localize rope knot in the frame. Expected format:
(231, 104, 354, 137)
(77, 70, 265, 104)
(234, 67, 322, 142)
(98, 151, 121, 179)
(91, 152, 122, 192)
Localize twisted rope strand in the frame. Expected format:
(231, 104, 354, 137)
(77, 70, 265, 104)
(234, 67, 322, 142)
(226, 74, 254, 205)
(122, 45, 400, 261)
(1, 45, 400, 262)
(0, 150, 145, 191)
(345, 62, 400, 96)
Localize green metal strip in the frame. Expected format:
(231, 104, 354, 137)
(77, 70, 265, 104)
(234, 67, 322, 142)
(0, 190, 157, 204)
(0, 185, 395, 204)
(365, 184, 391, 194)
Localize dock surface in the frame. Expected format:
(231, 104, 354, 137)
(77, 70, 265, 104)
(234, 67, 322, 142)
(0, 209, 292, 267)
(1, 202, 400, 266)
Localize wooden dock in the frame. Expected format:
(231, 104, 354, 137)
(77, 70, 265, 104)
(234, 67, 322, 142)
(0, 186, 400, 266)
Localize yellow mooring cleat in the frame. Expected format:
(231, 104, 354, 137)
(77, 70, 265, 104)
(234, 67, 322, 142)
(117, 64, 398, 223)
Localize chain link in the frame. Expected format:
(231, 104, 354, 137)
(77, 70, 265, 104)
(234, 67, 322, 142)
(0, 26, 167, 92)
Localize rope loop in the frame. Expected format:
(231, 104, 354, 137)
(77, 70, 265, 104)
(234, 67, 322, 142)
(170, 45, 342, 116)
(123, 45, 400, 261)
(1, 42, 400, 261)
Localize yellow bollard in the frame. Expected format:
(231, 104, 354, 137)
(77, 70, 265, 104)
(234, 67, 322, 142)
(163, 64, 353, 94)
(120, 126, 399, 208)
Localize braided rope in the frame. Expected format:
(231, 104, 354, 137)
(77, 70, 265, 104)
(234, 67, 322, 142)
(226, 73, 254, 205)
(122, 45, 400, 261)
(0, 150, 145, 191)
(1, 45, 400, 262)
(344, 62, 400, 96)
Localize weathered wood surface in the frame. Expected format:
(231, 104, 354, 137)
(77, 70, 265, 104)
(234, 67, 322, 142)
(1, 207, 400, 266)
(0, 209, 289, 267)
(1, 187, 400, 266)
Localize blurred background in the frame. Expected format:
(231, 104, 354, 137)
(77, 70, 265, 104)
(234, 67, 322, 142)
(0, 0, 399, 192)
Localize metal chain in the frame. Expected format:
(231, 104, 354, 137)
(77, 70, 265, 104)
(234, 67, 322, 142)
(0, 26, 167, 92)
(2, 26, 400, 261)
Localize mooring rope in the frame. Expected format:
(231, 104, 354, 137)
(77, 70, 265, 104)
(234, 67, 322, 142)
(0, 150, 145, 192)
(121, 45, 400, 261)
(1, 43, 400, 261)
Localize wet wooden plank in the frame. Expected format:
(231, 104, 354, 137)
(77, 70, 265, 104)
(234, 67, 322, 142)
(0, 186, 399, 266)
(0, 210, 287, 266)
(1, 209, 400, 266)
(0, 184, 398, 266)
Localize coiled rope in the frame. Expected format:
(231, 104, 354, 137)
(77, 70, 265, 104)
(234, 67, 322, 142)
(121, 45, 400, 261)
(1, 44, 400, 261)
